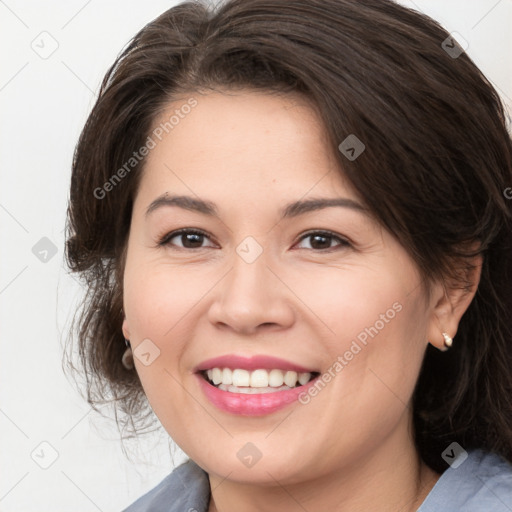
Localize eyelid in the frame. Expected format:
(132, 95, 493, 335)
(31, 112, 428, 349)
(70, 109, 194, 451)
(157, 228, 218, 248)
(293, 229, 352, 250)
(157, 228, 352, 251)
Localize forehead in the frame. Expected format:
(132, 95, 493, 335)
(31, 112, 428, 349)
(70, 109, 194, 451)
(138, 89, 358, 203)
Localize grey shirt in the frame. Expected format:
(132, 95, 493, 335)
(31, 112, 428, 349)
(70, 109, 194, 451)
(123, 449, 512, 511)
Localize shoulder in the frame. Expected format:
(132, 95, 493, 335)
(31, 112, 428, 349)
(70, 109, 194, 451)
(122, 459, 210, 512)
(419, 448, 512, 512)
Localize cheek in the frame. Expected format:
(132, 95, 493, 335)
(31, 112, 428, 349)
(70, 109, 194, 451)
(122, 260, 191, 404)
(123, 258, 203, 342)
(122, 256, 224, 405)
(337, 294, 427, 422)
(297, 270, 427, 460)
(298, 260, 427, 400)
(287, 261, 408, 344)
(122, 260, 203, 429)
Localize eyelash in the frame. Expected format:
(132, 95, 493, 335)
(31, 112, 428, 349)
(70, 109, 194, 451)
(157, 228, 351, 252)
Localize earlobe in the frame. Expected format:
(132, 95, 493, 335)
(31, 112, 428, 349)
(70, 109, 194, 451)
(427, 253, 482, 351)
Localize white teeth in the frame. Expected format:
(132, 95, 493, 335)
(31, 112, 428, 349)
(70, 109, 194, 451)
(211, 368, 223, 385)
(284, 371, 298, 387)
(298, 372, 311, 385)
(250, 369, 269, 388)
(204, 368, 314, 389)
(268, 369, 284, 387)
(232, 369, 250, 387)
(218, 384, 292, 394)
(221, 368, 232, 385)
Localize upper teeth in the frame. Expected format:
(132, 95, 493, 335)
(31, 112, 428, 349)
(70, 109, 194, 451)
(206, 368, 313, 388)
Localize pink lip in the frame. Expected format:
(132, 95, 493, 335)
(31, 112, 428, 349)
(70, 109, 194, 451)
(194, 354, 317, 373)
(195, 373, 320, 416)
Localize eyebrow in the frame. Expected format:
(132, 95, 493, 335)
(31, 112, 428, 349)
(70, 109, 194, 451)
(145, 194, 367, 220)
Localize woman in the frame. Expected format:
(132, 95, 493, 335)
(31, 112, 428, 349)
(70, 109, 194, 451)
(65, 0, 512, 510)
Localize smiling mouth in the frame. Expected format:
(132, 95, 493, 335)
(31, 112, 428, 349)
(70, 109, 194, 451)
(201, 368, 320, 394)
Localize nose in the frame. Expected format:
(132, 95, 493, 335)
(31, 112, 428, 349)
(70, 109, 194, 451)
(207, 248, 296, 335)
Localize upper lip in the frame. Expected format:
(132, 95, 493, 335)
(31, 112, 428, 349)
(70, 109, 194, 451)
(194, 354, 318, 373)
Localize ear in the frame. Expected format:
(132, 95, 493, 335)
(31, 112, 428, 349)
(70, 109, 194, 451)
(122, 316, 131, 340)
(427, 253, 482, 350)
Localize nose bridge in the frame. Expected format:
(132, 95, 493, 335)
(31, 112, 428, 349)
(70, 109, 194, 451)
(225, 243, 273, 313)
(208, 239, 295, 332)
(231, 242, 268, 294)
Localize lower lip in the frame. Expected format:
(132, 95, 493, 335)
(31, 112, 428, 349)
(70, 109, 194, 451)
(196, 373, 319, 416)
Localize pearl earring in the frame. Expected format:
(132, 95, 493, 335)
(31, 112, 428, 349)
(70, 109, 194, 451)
(441, 332, 453, 351)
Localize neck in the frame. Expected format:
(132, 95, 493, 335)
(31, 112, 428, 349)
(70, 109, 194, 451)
(207, 413, 441, 512)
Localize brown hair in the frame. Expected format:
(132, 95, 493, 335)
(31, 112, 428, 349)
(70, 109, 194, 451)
(64, 0, 512, 472)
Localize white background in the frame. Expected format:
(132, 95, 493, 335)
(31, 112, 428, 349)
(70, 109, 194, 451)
(1, 1, 511, 510)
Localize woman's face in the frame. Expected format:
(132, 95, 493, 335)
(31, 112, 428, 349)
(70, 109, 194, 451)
(122, 89, 437, 484)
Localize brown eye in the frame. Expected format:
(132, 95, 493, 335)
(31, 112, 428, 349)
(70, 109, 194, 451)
(159, 229, 216, 249)
(295, 231, 351, 251)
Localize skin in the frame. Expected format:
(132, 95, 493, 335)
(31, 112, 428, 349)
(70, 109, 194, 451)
(122, 89, 481, 511)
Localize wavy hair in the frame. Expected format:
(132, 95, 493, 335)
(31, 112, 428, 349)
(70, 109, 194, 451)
(64, 0, 512, 472)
